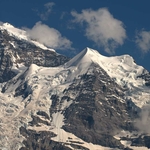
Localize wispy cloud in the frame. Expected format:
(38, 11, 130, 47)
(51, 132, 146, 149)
(60, 12, 67, 20)
(136, 30, 150, 53)
(71, 8, 126, 54)
(25, 22, 72, 50)
(135, 105, 150, 134)
(39, 2, 55, 21)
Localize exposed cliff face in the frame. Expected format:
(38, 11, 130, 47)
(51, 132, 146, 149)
(138, 71, 150, 86)
(53, 63, 139, 149)
(0, 29, 69, 82)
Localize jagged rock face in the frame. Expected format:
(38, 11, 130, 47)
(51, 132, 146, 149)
(8, 62, 137, 149)
(49, 63, 139, 149)
(138, 71, 150, 86)
(0, 30, 69, 82)
(59, 64, 137, 148)
(20, 126, 71, 150)
(5, 61, 145, 150)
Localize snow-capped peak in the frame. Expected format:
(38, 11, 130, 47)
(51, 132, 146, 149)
(3, 22, 15, 28)
(0, 22, 27, 40)
(66, 47, 145, 92)
(65, 47, 105, 68)
(65, 47, 149, 109)
(0, 22, 55, 51)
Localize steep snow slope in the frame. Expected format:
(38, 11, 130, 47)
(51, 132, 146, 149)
(0, 22, 55, 51)
(66, 47, 144, 86)
(0, 47, 150, 150)
(66, 47, 150, 108)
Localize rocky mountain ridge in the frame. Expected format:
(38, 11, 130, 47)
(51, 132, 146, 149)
(0, 23, 69, 82)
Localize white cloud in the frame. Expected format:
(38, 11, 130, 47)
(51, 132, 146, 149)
(71, 8, 126, 54)
(26, 22, 72, 50)
(0, 21, 3, 25)
(135, 105, 150, 134)
(40, 2, 55, 20)
(136, 30, 150, 53)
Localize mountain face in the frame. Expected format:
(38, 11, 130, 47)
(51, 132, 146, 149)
(0, 23, 69, 83)
(0, 23, 150, 150)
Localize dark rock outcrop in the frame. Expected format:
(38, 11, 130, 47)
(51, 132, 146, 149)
(20, 126, 71, 150)
(138, 70, 150, 86)
(50, 63, 139, 149)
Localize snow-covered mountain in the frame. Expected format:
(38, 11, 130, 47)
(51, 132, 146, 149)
(0, 23, 150, 150)
(0, 22, 69, 83)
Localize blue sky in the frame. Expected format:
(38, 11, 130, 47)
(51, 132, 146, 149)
(0, 0, 150, 71)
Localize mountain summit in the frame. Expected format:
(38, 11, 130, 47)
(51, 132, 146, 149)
(65, 47, 103, 67)
(0, 23, 150, 150)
